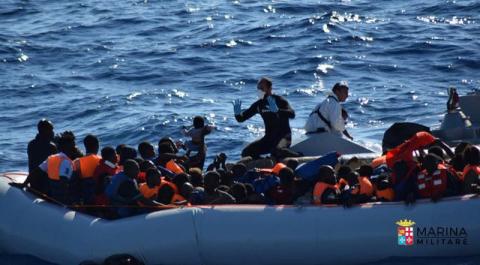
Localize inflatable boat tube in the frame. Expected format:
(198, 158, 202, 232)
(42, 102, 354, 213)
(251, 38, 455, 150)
(1, 172, 479, 265)
(291, 133, 375, 157)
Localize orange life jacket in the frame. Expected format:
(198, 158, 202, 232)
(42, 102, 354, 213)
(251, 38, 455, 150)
(47, 154, 72, 181)
(313, 182, 339, 205)
(461, 165, 480, 181)
(259, 163, 287, 175)
(375, 187, 395, 201)
(159, 180, 179, 194)
(417, 164, 448, 199)
(139, 183, 159, 199)
(166, 160, 184, 174)
(76, 154, 101, 179)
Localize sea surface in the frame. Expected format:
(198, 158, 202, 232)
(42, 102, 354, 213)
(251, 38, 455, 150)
(0, 0, 479, 264)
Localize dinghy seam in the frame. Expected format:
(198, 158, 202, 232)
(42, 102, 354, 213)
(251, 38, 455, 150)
(191, 207, 206, 265)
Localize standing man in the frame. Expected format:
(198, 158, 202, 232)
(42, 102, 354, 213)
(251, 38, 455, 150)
(28, 119, 57, 174)
(232, 77, 299, 159)
(304, 81, 353, 140)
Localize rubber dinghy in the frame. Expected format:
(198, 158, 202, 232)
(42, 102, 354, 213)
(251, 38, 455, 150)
(1, 172, 479, 265)
(290, 132, 376, 157)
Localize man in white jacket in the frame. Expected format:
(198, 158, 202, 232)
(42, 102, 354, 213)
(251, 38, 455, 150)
(304, 82, 353, 139)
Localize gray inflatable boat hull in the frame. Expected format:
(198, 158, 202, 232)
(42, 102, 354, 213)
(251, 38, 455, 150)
(1, 172, 479, 265)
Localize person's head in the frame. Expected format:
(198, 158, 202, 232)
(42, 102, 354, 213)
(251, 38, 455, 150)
(157, 184, 175, 204)
(134, 158, 144, 167)
(158, 137, 178, 154)
(257, 77, 273, 98)
(346, 172, 359, 186)
(357, 165, 373, 178)
(244, 183, 256, 196)
(422, 154, 440, 175)
(204, 171, 221, 192)
(123, 159, 140, 179)
(116, 144, 126, 156)
(189, 167, 204, 187)
(279, 167, 294, 187)
(285, 159, 299, 171)
(332, 81, 349, 102)
(37, 119, 54, 139)
(181, 182, 194, 200)
(57, 132, 76, 156)
(230, 183, 247, 203)
(218, 168, 232, 187)
(231, 163, 247, 179)
(119, 146, 137, 166)
(146, 168, 161, 187)
(103, 254, 143, 265)
(428, 146, 445, 161)
(83, 134, 99, 154)
(140, 160, 156, 173)
(158, 142, 175, 155)
(318, 165, 336, 184)
(464, 146, 480, 166)
(101, 146, 118, 164)
(455, 142, 471, 156)
(173, 173, 190, 190)
(193, 116, 205, 129)
(138, 141, 155, 160)
(337, 165, 352, 180)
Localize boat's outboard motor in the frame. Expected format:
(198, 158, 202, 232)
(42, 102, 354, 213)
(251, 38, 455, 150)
(382, 122, 430, 153)
(434, 87, 475, 142)
(459, 89, 480, 126)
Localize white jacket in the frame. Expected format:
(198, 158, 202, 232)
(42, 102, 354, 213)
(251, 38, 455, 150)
(304, 93, 345, 136)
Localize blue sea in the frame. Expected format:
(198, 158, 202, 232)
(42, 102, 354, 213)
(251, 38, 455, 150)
(0, 0, 479, 264)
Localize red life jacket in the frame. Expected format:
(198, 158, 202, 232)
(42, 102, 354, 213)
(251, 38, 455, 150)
(386, 132, 436, 168)
(417, 164, 448, 199)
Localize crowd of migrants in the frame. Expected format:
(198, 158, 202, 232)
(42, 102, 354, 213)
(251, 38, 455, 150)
(21, 118, 480, 218)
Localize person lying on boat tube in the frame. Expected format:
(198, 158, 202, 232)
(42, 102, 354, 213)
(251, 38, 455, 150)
(304, 81, 353, 140)
(232, 77, 301, 160)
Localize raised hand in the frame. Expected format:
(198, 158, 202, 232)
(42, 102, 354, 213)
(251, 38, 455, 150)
(232, 99, 242, 115)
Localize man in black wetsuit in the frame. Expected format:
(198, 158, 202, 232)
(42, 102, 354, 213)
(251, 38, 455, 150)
(232, 77, 299, 159)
